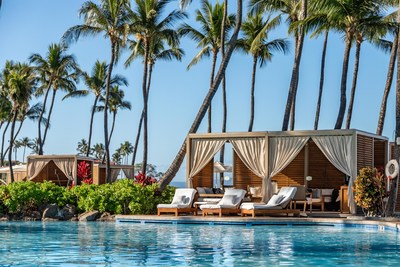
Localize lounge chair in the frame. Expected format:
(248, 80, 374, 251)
(240, 187, 300, 217)
(200, 189, 247, 217)
(157, 188, 198, 216)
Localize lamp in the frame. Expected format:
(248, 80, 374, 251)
(306, 176, 313, 182)
(224, 175, 230, 181)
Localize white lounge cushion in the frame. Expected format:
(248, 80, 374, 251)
(200, 189, 246, 210)
(218, 195, 237, 206)
(157, 204, 190, 209)
(158, 188, 196, 209)
(196, 187, 207, 194)
(241, 187, 297, 210)
(268, 194, 283, 205)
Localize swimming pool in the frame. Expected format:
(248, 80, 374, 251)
(0, 222, 399, 266)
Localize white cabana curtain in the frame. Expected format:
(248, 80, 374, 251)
(267, 136, 310, 201)
(188, 139, 226, 187)
(230, 138, 267, 198)
(122, 168, 135, 179)
(312, 135, 356, 214)
(27, 159, 51, 180)
(53, 159, 76, 182)
(110, 168, 121, 182)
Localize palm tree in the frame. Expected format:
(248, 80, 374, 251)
(126, 30, 184, 168)
(97, 85, 131, 145)
(236, 13, 289, 132)
(29, 43, 79, 155)
(63, 0, 130, 183)
(92, 143, 105, 160)
(180, 0, 234, 134)
(63, 61, 128, 156)
(13, 139, 21, 162)
(29, 138, 40, 155)
(7, 63, 36, 182)
(18, 137, 33, 163)
(112, 148, 123, 164)
(119, 141, 134, 164)
(345, 6, 387, 129)
(158, 0, 243, 189)
(129, 0, 186, 176)
(376, 12, 398, 135)
(77, 139, 89, 156)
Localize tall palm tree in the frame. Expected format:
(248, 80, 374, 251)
(63, 61, 128, 156)
(236, 13, 289, 132)
(376, 12, 398, 135)
(345, 6, 387, 129)
(13, 139, 21, 162)
(180, 0, 234, 134)
(18, 137, 33, 163)
(7, 63, 36, 182)
(129, 0, 186, 176)
(112, 148, 123, 164)
(97, 85, 131, 145)
(77, 138, 89, 156)
(120, 141, 134, 164)
(126, 28, 184, 168)
(159, 0, 243, 189)
(29, 138, 40, 155)
(92, 143, 105, 160)
(63, 0, 131, 183)
(29, 43, 79, 155)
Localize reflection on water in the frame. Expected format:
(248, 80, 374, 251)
(0, 222, 399, 266)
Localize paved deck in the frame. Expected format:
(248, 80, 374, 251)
(116, 214, 400, 232)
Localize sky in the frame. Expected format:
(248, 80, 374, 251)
(0, 1, 397, 183)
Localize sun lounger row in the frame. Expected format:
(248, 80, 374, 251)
(157, 187, 300, 217)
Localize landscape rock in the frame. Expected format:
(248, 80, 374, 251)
(60, 204, 77, 220)
(42, 218, 59, 222)
(0, 215, 9, 221)
(98, 212, 115, 222)
(42, 204, 59, 219)
(78, 210, 100, 221)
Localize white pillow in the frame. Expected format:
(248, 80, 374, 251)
(218, 195, 237, 206)
(172, 195, 189, 205)
(196, 187, 206, 194)
(268, 194, 284, 205)
(249, 186, 261, 197)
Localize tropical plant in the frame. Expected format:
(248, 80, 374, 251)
(159, 0, 243, 189)
(92, 143, 105, 160)
(29, 43, 79, 155)
(134, 171, 157, 185)
(29, 138, 40, 155)
(77, 139, 89, 156)
(7, 63, 37, 182)
(112, 148, 123, 164)
(236, 12, 289, 132)
(119, 141, 134, 164)
(18, 137, 33, 163)
(128, 0, 186, 176)
(13, 139, 21, 162)
(77, 161, 92, 184)
(63, 60, 128, 156)
(63, 0, 131, 183)
(180, 0, 234, 133)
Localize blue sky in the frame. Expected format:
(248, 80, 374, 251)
(0, 1, 396, 182)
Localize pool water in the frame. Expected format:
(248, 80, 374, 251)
(0, 222, 399, 266)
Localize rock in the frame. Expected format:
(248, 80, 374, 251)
(78, 210, 100, 221)
(31, 211, 42, 220)
(42, 204, 59, 219)
(0, 215, 9, 221)
(70, 216, 79, 222)
(60, 204, 77, 220)
(42, 218, 59, 222)
(97, 212, 115, 222)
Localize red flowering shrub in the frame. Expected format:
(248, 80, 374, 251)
(134, 171, 157, 186)
(77, 161, 92, 184)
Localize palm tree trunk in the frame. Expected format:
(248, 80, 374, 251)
(141, 41, 150, 176)
(159, 0, 243, 190)
(8, 111, 18, 183)
(108, 111, 117, 144)
(248, 55, 258, 132)
(104, 42, 116, 183)
(42, 89, 57, 154)
(131, 110, 144, 168)
(3, 119, 26, 159)
(388, 4, 400, 216)
(1, 116, 11, 166)
(208, 51, 218, 133)
(38, 82, 52, 155)
(335, 34, 353, 129)
(377, 32, 398, 135)
(346, 39, 362, 129)
(87, 96, 99, 156)
(314, 31, 329, 130)
(0, 121, 3, 132)
(23, 146, 26, 163)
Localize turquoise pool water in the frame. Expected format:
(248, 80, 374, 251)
(0, 222, 399, 266)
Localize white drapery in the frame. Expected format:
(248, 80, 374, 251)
(312, 135, 356, 214)
(122, 167, 135, 179)
(230, 138, 267, 197)
(188, 139, 226, 187)
(267, 136, 309, 201)
(52, 159, 76, 182)
(27, 159, 51, 180)
(110, 168, 121, 182)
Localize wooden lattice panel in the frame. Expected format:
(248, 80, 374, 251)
(233, 152, 262, 190)
(272, 148, 305, 187)
(192, 160, 213, 188)
(357, 135, 374, 171)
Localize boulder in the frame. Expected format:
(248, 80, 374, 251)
(98, 212, 115, 222)
(78, 210, 100, 221)
(42, 218, 59, 222)
(42, 204, 59, 219)
(60, 204, 77, 220)
(0, 215, 9, 221)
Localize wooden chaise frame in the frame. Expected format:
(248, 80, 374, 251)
(241, 208, 300, 218)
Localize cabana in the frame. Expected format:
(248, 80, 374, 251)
(186, 129, 389, 214)
(0, 164, 27, 184)
(93, 164, 135, 184)
(27, 155, 94, 186)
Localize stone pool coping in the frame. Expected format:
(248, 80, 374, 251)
(116, 215, 400, 232)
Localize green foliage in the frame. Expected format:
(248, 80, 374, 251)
(0, 180, 175, 216)
(354, 167, 387, 216)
